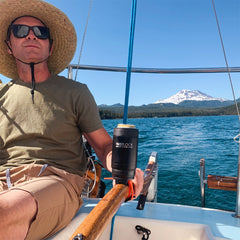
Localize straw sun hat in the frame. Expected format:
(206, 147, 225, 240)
(0, 0, 77, 79)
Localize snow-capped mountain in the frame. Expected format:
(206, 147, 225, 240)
(155, 90, 228, 104)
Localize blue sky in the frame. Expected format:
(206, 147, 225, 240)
(1, 0, 240, 106)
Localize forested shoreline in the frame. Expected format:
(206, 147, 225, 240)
(98, 103, 239, 119)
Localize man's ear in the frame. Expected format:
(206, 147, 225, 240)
(5, 40, 13, 55)
(49, 39, 53, 55)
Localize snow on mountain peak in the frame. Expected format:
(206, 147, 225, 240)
(155, 89, 227, 104)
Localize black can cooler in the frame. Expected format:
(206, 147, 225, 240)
(112, 124, 138, 184)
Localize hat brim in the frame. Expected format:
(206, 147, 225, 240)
(0, 0, 77, 79)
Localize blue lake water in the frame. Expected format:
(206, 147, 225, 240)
(101, 115, 239, 211)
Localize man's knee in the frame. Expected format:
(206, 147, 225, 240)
(0, 189, 37, 225)
(0, 189, 37, 240)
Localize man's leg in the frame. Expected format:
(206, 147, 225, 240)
(0, 189, 37, 240)
(0, 165, 84, 239)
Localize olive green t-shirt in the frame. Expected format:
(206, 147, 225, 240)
(0, 74, 103, 175)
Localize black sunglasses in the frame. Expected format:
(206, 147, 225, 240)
(10, 24, 50, 39)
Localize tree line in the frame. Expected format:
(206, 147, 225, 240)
(98, 103, 239, 119)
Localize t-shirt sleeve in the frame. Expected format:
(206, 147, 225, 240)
(75, 84, 103, 133)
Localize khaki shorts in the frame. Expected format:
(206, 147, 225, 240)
(0, 164, 85, 240)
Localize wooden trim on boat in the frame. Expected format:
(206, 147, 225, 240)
(69, 184, 129, 240)
(207, 175, 237, 191)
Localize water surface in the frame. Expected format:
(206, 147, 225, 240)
(102, 115, 239, 211)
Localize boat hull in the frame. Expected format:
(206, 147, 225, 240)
(48, 198, 240, 240)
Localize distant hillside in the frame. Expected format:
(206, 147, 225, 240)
(178, 100, 233, 108)
(219, 103, 240, 115)
(99, 90, 236, 109)
(97, 89, 240, 119)
(99, 103, 123, 108)
(98, 102, 240, 119)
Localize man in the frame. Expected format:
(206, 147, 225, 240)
(0, 0, 143, 239)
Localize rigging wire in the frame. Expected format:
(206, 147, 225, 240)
(211, 0, 240, 126)
(212, 0, 240, 217)
(74, 0, 93, 81)
(72, 0, 97, 196)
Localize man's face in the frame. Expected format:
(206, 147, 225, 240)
(7, 16, 52, 64)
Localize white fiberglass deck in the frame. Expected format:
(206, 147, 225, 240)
(49, 199, 240, 240)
